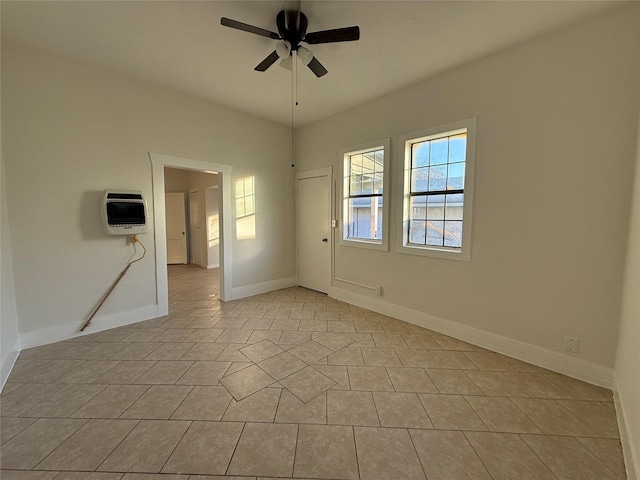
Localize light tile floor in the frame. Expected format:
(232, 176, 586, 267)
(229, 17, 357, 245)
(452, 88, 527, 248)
(0, 264, 627, 479)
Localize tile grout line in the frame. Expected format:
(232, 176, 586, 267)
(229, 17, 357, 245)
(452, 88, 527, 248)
(224, 421, 247, 476)
(92, 418, 142, 474)
(459, 430, 502, 480)
(157, 418, 193, 475)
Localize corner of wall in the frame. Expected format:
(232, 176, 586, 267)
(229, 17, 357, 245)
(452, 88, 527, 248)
(0, 336, 21, 391)
(231, 276, 297, 301)
(613, 373, 639, 480)
(18, 304, 161, 351)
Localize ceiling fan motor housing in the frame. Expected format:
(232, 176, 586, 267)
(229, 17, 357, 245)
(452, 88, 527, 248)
(277, 10, 308, 52)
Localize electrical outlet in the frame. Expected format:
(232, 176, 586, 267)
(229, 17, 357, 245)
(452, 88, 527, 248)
(564, 336, 579, 353)
(375, 286, 382, 296)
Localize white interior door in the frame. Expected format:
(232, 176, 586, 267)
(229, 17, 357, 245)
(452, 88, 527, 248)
(297, 169, 331, 293)
(189, 190, 204, 266)
(165, 192, 187, 264)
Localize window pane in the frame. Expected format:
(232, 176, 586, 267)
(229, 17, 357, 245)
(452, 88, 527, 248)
(412, 142, 430, 168)
(410, 195, 427, 220)
(409, 220, 426, 244)
(444, 221, 463, 247)
(445, 193, 464, 221)
(375, 149, 384, 172)
(374, 173, 384, 194)
(428, 165, 447, 191)
(449, 134, 466, 163)
(411, 167, 429, 192)
(430, 138, 448, 165)
(447, 162, 465, 190)
(426, 221, 445, 246)
(361, 174, 374, 195)
(362, 153, 375, 173)
(350, 174, 362, 195)
(347, 197, 380, 240)
(427, 195, 445, 220)
(350, 154, 363, 173)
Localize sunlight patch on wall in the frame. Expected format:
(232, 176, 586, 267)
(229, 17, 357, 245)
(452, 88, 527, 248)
(235, 176, 256, 240)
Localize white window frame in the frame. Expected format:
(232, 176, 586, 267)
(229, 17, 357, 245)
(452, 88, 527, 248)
(397, 118, 477, 261)
(340, 138, 391, 251)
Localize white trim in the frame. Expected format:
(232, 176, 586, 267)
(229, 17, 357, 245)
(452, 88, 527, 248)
(149, 153, 232, 310)
(613, 374, 639, 480)
(396, 117, 477, 261)
(328, 284, 613, 388)
(1, 336, 21, 391)
(295, 167, 333, 181)
(207, 263, 220, 269)
(340, 138, 390, 251)
(19, 304, 160, 350)
(230, 276, 297, 301)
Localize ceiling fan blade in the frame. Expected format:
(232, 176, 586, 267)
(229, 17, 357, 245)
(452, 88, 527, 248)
(307, 56, 328, 77)
(255, 51, 281, 72)
(221, 17, 280, 39)
(305, 26, 360, 44)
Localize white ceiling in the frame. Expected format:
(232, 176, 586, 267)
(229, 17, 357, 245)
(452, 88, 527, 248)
(1, 1, 618, 127)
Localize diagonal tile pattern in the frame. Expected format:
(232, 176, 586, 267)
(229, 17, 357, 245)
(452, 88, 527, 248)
(0, 264, 628, 479)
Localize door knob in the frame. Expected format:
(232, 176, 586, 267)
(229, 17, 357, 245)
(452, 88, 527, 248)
(322, 238, 328, 242)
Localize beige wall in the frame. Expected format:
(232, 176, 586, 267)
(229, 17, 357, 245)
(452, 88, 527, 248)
(615, 106, 640, 478)
(295, 5, 640, 371)
(1, 41, 295, 342)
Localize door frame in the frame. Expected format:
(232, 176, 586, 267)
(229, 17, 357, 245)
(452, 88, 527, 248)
(150, 153, 233, 313)
(295, 167, 333, 292)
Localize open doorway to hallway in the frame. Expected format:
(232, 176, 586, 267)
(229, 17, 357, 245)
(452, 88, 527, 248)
(150, 152, 233, 312)
(164, 167, 220, 269)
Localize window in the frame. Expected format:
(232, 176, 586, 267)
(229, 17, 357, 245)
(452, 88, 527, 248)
(341, 139, 390, 250)
(399, 118, 476, 260)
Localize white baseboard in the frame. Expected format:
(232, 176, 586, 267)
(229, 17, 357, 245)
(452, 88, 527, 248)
(231, 276, 297, 301)
(613, 374, 639, 480)
(19, 304, 161, 350)
(329, 286, 613, 388)
(1, 335, 21, 391)
(207, 263, 219, 269)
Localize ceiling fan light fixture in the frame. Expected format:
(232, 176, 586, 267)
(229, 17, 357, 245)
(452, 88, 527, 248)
(276, 40, 291, 59)
(297, 46, 313, 66)
(280, 55, 293, 70)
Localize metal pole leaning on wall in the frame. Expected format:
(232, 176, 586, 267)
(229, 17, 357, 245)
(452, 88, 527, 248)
(80, 235, 146, 332)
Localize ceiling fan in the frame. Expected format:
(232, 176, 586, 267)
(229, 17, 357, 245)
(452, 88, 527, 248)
(220, 3, 360, 77)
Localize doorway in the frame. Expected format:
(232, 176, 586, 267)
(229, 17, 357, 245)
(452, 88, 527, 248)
(150, 153, 233, 313)
(296, 167, 332, 293)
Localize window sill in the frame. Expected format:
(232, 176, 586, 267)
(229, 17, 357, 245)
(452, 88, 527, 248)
(340, 237, 388, 252)
(397, 243, 470, 261)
